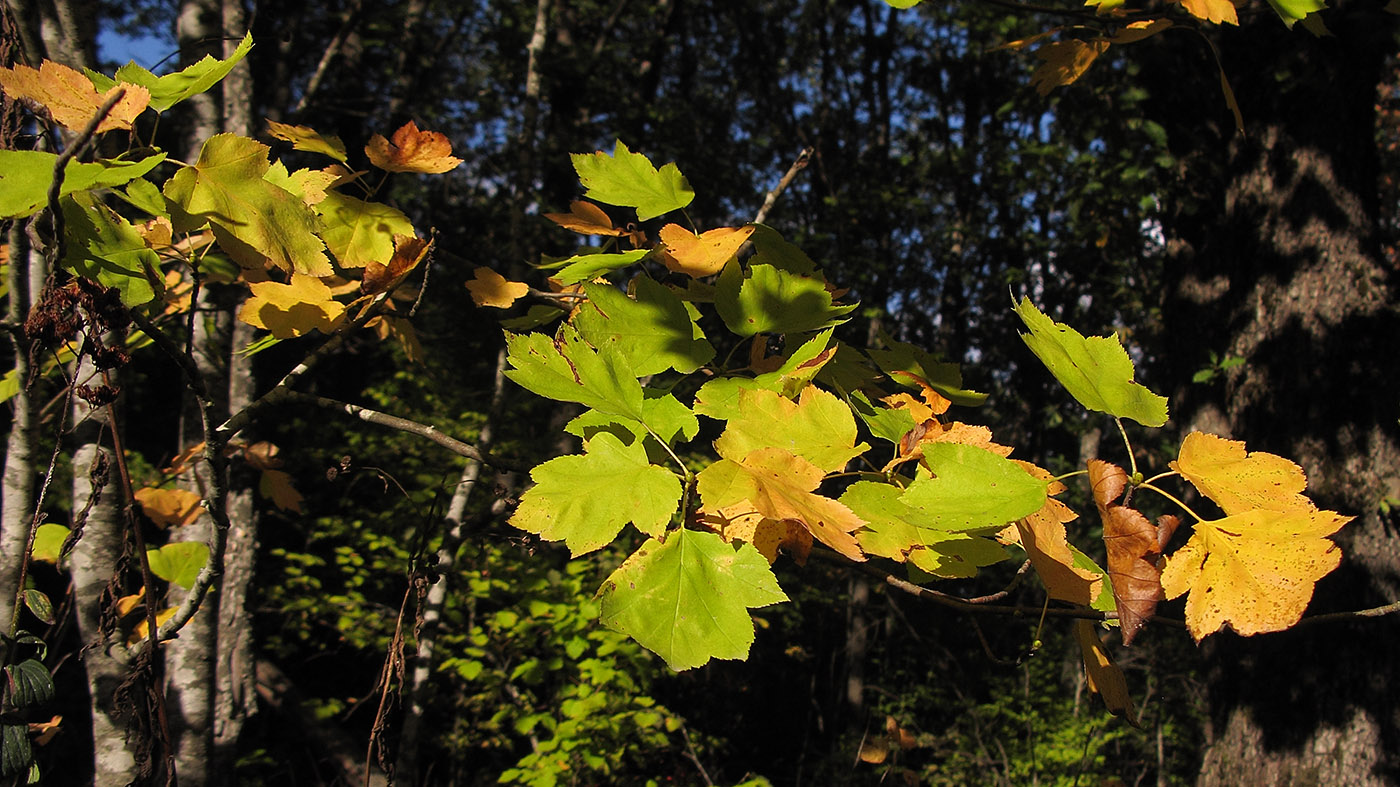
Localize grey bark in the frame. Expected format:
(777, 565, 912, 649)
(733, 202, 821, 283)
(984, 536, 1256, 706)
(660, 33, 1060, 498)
(0, 225, 37, 637)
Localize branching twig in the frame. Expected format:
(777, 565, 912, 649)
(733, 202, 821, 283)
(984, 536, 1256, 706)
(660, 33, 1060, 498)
(753, 147, 812, 226)
(45, 88, 128, 265)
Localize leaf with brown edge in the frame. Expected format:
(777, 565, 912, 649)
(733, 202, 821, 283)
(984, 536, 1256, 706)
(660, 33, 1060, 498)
(134, 487, 203, 527)
(704, 502, 813, 565)
(0, 61, 150, 132)
(1014, 463, 1101, 606)
(659, 223, 756, 277)
(1074, 620, 1139, 726)
(365, 121, 462, 174)
(362, 235, 431, 295)
(544, 200, 622, 236)
(467, 266, 529, 308)
(1030, 38, 1109, 96)
(1090, 459, 1162, 645)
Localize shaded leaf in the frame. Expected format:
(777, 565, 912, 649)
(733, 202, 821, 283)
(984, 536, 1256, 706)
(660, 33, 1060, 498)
(134, 487, 203, 527)
(1074, 620, 1139, 726)
(59, 191, 158, 305)
(1030, 38, 1109, 96)
(544, 200, 622, 236)
(265, 119, 348, 161)
(845, 481, 1008, 579)
(0, 150, 165, 219)
(146, 542, 210, 590)
(467, 266, 529, 308)
(362, 235, 431, 295)
(549, 248, 652, 285)
(1014, 466, 1101, 606)
(315, 190, 415, 268)
(714, 260, 856, 337)
(1090, 460, 1162, 645)
(238, 274, 346, 338)
(575, 278, 714, 375)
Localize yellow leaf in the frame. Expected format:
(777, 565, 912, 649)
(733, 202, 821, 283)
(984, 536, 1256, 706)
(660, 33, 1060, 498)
(1015, 463, 1101, 606)
(116, 588, 146, 617)
(128, 606, 179, 647)
(365, 120, 462, 174)
(1030, 39, 1110, 96)
(705, 502, 812, 565)
(544, 200, 622, 236)
(1160, 507, 1350, 640)
(467, 266, 529, 308)
(1108, 18, 1173, 44)
(1171, 431, 1314, 516)
(1074, 620, 1139, 726)
(659, 224, 755, 277)
(265, 119, 348, 161)
(238, 274, 346, 338)
(1179, 0, 1239, 24)
(134, 487, 203, 527)
(0, 61, 150, 132)
(29, 715, 62, 746)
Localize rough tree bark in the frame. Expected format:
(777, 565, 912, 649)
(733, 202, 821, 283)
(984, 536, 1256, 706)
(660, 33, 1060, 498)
(1153, 7, 1400, 783)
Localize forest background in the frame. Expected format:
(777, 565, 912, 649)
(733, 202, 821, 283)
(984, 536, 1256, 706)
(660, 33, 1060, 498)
(2, 0, 1399, 784)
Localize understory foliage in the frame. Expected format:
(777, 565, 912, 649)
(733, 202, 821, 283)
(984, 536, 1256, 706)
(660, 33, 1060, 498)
(0, 0, 1373, 779)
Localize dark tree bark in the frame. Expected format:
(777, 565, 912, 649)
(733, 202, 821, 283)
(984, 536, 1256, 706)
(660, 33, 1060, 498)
(1151, 6, 1400, 783)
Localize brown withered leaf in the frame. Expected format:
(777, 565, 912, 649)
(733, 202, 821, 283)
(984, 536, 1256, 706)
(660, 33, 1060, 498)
(362, 235, 431, 295)
(1015, 464, 1101, 606)
(365, 121, 462, 173)
(1089, 459, 1162, 645)
(1074, 620, 1139, 726)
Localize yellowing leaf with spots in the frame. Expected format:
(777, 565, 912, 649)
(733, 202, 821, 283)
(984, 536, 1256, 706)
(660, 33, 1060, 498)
(0, 61, 149, 132)
(660, 224, 756, 277)
(365, 121, 462, 173)
(1171, 431, 1313, 515)
(467, 266, 528, 308)
(238, 274, 345, 338)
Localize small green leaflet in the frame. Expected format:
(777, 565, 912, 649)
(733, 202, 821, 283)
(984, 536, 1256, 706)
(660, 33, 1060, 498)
(847, 390, 918, 446)
(565, 391, 700, 448)
(1013, 297, 1168, 427)
(164, 133, 331, 276)
(575, 278, 714, 375)
(504, 326, 645, 422)
(715, 260, 856, 337)
(844, 481, 1008, 578)
(85, 32, 253, 113)
(694, 330, 837, 420)
(316, 190, 415, 268)
(598, 529, 788, 671)
(899, 443, 1048, 531)
(867, 330, 987, 407)
(147, 541, 210, 590)
(0, 151, 166, 219)
(550, 249, 652, 285)
(60, 192, 158, 305)
(713, 386, 868, 473)
(1266, 0, 1326, 27)
(571, 140, 694, 222)
(511, 432, 681, 555)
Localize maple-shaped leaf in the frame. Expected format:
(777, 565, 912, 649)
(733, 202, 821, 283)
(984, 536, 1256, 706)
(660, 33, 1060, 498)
(365, 121, 462, 173)
(713, 386, 867, 473)
(659, 223, 756, 277)
(898, 444, 1048, 532)
(0, 150, 165, 219)
(362, 235, 431, 295)
(504, 326, 645, 422)
(574, 278, 715, 376)
(570, 140, 694, 222)
(315, 190, 416, 269)
(748, 224, 819, 276)
(1030, 38, 1109, 96)
(238, 274, 346, 338)
(1160, 507, 1349, 640)
(1014, 297, 1168, 427)
(511, 432, 680, 556)
(86, 33, 252, 113)
(1014, 464, 1102, 606)
(848, 390, 919, 446)
(544, 200, 622, 236)
(265, 119, 348, 162)
(0, 60, 150, 131)
(1090, 460, 1162, 645)
(698, 447, 866, 561)
(59, 191, 159, 305)
(547, 248, 652, 285)
(134, 487, 204, 527)
(164, 134, 331, 276)
(715, 260, 856, 337)
(598, 529, 788, 671)
(1074, 620, 1139, 726)
(1179, 0, 1240, 23)
(704, 502, 813, 565)
(845, 481, 1008, 578)
(467, 266, 529, 308)
(1171, 431, 1313, 515)
(566, 392, 700, 449)
(259, 469, 303, 512)
(694, 331, 838, 420)
(145, 542, 209, 590)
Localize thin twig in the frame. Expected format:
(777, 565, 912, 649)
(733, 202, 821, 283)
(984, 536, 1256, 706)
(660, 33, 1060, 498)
(753, 147, 812, 226)
(45, 88, 128, 265)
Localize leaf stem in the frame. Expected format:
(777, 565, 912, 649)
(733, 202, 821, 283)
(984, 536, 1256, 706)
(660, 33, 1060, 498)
(1114, 417, 1138, 478)
(1135, 482, 1207, 524)
(1051, 469, 1088, 485)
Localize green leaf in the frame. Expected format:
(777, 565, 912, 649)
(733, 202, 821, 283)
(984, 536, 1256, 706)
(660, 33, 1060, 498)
(575, 278, 714, 375)
(120, 178, 169, 217)
(59, 192, 158, 305)
(693, 330, 837, 420)
(566, 391, 700, 448)
(22, 590, 54, 625)
(29, 524, 70, 564)
(315, 190, 415, 268)
(146, 541, 210, 590)
(504, 327, 645, 421)
(1, 723, 31, 779)
(0, 151, 166, 219)
(867, 331, 987, 406)
(510, 432, 681, 555)
(713, 386, 868, 473)
(714, 261, 856, 337)
(163, 133, 331, 276)
(571, 140, 695, 221)
(550, 249, 652, 285)
(3, 659, 54, 706)
(898, 444, 1048, 532)
(1013, 297, 1168, 426)
(86, 33, 253, 112)
(1265, 0, 1326, 27)
(748, 224, 817, 275)
(847, 390, 918, 445)
(598, 529, 788, 671)
(844, 481, 1008, 578)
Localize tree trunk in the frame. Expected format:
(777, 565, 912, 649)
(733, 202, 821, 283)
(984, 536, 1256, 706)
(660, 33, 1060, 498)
(1153, 7, 1400, 783)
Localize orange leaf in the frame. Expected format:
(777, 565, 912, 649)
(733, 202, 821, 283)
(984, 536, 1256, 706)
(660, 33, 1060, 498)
(466, 266, 529, 308)
(544, 200, 622, 236)
(0, 62, 149, 132)
(659, 224, 755, 277)
(134, 487, 203, 527)
(1074, 620, 1139, 726)
(29, 715, 62, 746)
(1108, 18, 1173, 44)
(1089, 460, 1162, 645)
(163, 442, 205, 475)
(1030, 38, 1110, 96)
(238, 274, 346, 338)
(365, 121, 462, 173)
(706, 502, 812, 565)
(362, 235, 431, 295)
(260, 469, 304, 513)
(240, 441, 284, 471)
(1179, 0, 1239, 24)
(1015, 464, 1101, 606)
